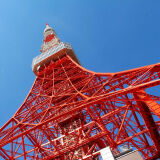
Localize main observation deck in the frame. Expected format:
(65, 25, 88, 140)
(32, 42, 80, 75)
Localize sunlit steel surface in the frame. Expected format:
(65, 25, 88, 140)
(0, 25, 160, 160)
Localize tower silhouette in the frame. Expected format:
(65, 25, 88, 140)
(0, 24, 160, 160)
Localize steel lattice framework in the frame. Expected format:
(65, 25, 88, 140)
(0, 25, 160, 160)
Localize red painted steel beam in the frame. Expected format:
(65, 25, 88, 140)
(134, 92, 160, 154)
(0, 54, 160, 159)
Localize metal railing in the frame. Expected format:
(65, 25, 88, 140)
(32, 42, 72, 70)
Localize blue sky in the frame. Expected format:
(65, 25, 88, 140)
(0, 0, 160, 127)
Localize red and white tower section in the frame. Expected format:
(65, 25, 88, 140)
(0, 24, 160, 160)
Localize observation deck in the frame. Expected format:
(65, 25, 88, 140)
(32, 42, 80, 75)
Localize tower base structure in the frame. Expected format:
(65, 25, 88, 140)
(0, 25, 160, 160)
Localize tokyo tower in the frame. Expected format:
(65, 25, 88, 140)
(0, 24, 160, 160)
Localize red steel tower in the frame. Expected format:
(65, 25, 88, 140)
(0, 24, 160, 160)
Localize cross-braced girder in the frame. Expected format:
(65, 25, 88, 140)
(0, 55, 160, 159)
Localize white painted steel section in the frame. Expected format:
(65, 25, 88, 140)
(116, 150, 143, 160)
(100, 147, 115, 160)
(32, 42, 72, 70)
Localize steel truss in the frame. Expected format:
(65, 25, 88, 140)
(0, 54, 160, 160)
